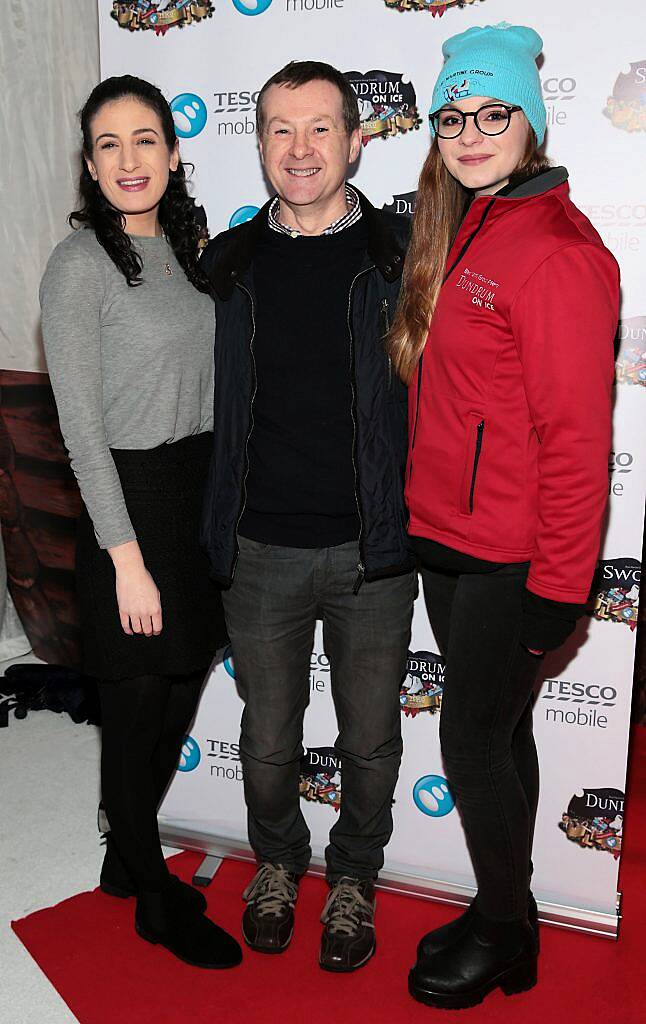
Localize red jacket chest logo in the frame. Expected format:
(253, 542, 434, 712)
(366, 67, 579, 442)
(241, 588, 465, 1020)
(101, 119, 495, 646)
(454, 266, 501, 312)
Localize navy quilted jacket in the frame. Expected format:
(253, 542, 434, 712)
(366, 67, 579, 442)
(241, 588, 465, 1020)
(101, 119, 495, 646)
(200, 189, 414, 586)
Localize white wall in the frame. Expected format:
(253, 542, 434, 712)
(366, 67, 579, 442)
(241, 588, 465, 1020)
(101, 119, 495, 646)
(0, 0, 100, 372)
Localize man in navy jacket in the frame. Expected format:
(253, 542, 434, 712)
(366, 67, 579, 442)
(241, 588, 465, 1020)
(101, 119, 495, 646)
(201, 60, 415, 973)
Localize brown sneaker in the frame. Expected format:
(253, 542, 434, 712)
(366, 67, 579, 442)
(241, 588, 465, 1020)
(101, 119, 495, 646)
(241, 863, 299, 953)
(319, 877, 376, 972)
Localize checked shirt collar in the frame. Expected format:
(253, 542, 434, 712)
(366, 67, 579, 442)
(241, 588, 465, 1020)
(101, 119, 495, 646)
(267, 184, 362, 238)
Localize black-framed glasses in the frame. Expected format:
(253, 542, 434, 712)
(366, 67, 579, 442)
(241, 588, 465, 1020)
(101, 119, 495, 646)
(430, 103, 523, 139)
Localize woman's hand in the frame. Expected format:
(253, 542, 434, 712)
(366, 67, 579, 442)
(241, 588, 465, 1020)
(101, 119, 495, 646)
(109, 540, 162, 637)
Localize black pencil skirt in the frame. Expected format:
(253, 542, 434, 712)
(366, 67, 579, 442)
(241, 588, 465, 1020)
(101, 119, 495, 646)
(76, 432, 227, 681)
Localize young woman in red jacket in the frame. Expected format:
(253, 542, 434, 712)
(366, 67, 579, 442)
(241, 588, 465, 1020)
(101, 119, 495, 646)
(389, 24, 620, 1011)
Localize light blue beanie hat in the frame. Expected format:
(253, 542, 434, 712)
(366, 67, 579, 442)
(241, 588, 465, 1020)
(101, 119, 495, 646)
(430, 23, 547, 145)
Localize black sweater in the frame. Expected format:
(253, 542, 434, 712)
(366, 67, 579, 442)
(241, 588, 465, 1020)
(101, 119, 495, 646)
(239, 218, 369, 548)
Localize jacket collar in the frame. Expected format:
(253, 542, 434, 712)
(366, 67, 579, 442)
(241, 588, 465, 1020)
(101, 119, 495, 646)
(211, 186, 405, 300)
(356, 187, 407, 281)
(493, 165, 569, 201)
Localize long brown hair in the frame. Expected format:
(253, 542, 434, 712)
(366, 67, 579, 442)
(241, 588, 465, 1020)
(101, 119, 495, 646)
(388, 132, 550, 384)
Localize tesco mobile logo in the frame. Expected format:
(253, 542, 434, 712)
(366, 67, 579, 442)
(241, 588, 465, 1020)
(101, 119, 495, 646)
(170, 93, 208, 138)
(413, 775, 455, 817)
(229, 205, 260, 228)
(232, 0, 273, 14)
(178, 736, 201, 772)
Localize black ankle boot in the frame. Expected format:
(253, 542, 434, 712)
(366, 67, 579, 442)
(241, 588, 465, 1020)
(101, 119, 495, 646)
(135, 887, 242, 969)
(409, 913, 537, 1010)
(416, 892, 540, 960)
(100, 833, 207, 912)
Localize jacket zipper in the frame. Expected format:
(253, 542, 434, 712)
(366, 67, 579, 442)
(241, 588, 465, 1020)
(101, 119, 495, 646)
(468, 420, 485, 514)
(230, 281, 257, 580)
(348, 266, 374, 594)
(408, 197, 496, 485)
(380, 298, 393, 391)
(409, 356, 423, 483)
(444, 198, 497, 284)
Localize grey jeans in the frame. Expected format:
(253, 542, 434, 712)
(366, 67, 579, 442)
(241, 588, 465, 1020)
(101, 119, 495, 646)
(223, 537, 416, 880)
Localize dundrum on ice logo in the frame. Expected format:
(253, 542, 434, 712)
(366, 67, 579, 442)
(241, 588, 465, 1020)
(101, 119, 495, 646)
(615, 317, 646, 386)
(111, 1, 214, 35)
(559, 788, 624, 860)
(345, 71, 421, 145)
(299, 747, 341, 811)
(604, 60, 646, 133)
(592, 558, 640, 632)
(383, 0, 483, 15)
(400, 650, 444, 717)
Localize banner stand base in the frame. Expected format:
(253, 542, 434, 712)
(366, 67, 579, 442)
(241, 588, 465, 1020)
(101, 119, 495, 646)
(192, 854, 223, 888)
(160, 822, 620, 940)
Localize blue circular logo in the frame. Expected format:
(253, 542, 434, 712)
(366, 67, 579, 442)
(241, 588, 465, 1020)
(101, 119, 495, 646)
(232, 0, 273, 14)
(170, 93, 208, 139)
(413, 775, 455, 817)
(229, 205, 260, 228)
(178, 736, 201, 772)
(223, 644, 236, 678)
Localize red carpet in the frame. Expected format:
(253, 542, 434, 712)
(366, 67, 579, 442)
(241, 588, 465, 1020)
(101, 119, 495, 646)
(12, 729, 645, 1024)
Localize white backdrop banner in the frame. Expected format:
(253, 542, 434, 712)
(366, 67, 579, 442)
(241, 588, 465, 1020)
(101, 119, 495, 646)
(98, 0, 644, 933)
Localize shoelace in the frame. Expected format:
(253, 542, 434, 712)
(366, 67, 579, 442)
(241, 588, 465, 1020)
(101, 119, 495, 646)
(320, 878, 375, 936)
(242, 863, 298, 918)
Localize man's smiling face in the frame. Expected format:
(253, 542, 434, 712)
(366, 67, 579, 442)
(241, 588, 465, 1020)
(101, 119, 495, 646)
(259, 79, 362, 212)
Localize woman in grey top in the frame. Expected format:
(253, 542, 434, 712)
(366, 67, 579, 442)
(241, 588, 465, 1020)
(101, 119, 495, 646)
(40, 75, 240, 970)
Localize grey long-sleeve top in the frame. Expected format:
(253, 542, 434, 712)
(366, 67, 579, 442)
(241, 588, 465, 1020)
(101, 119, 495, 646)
(39, 228, 215, 549)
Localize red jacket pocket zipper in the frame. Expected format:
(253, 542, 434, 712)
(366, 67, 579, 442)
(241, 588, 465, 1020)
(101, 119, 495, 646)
(468, 419, 485, 514)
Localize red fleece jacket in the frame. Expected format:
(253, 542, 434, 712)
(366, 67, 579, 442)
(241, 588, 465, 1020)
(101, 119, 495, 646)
(406, 172, 620, 604)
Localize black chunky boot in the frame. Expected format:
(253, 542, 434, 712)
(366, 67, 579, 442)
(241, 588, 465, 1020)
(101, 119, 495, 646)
(416, 891, 540, 960)
(409, 913, 537, 1010)
(135, 886, 242, 969)
(100, 833, 208, 912)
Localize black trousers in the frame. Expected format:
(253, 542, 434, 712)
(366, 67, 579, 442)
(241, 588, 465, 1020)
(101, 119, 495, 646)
(419, 563, 542, 921)
(98, 672, 204, 890)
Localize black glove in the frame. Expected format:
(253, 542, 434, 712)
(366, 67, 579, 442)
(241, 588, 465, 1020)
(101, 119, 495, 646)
(519, 589, 588, 653)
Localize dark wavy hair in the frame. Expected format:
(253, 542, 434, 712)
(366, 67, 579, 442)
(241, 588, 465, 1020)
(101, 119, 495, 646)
(69, 75, 210, 292)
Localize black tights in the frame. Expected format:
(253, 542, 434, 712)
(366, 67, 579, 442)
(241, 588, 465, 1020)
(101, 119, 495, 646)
(98, 672, 204, 891)
(420, 565, 541, 922)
